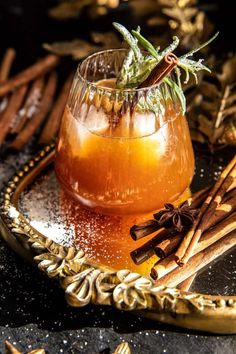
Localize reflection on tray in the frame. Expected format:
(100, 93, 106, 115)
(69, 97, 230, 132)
(19, 168, 236, 296)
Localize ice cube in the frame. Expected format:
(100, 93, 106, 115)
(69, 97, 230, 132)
(133, 112, 157, 136)
(85, 105, 109, 134)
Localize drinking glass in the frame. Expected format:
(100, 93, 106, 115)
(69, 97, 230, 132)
(55, 49, 194, 215)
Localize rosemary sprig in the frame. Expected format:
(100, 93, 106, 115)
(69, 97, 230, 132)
(113, 22, 218, 112)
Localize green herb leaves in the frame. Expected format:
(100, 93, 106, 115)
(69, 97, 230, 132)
(113, 22, 218, 113)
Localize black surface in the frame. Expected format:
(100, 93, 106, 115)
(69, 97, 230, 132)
(0, 1, 236, 353)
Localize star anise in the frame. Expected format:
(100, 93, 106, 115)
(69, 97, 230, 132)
(153, 201, 198, 232)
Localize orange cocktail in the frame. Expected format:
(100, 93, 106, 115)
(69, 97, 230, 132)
(55, 49, 194, 216)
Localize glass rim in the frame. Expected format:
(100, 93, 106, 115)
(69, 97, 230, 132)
(77, 48, 165, 93)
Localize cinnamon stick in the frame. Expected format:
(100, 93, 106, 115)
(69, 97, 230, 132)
(0, 48, 16, 118)
(5, 340, 21, 354)
(154, 189, 236, 259)
(154, 233, 182, 259)
(119, 53, 178, 117)
(156, 230, 236, 288)
(10, 71, 57, 150)
(130, 219, 160, 241)
(130, 229, 173, 265)
(0, 54, 59, 98)
(151, 212, 236, 280)
(203, 189, 236, 230)
(130, 187, 210, 263)
(175, 156, 236, 265)
(0, 48, 16, 83)
(11, 76, 45, 134)
(130, 186, 209, 242)
(139, 53, 178, 88)
(177, 273, 197, 291)
(188, 186, 211, 209)
(38, 72, 74, 145)
(0, 85, 28, 145)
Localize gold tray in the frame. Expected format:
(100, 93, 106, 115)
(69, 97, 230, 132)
(1, 143, 236, 334)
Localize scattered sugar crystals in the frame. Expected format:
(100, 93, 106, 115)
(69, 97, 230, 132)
(19, 169, 146, 272)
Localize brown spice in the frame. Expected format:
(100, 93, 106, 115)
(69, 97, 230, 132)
(177, 273, 197, 291)
(130, 229, 174, 265)
(38, 72, 74, 145)
(154, 188, 236, 260)
(154, 233, 182, 259)
(156, 230, 236, 288)
(11, 76, 45, 134)
(0, 54, 59, 98)
(10, 72, 57, 150)
(130, 188, 207, 242)
(130, 219, 160, 241)
(151, 212, 236, 280)
(0, 48, 16, 83)
(175, 155, 236, 265)
(0, 85, 28, 145)
(138, 53, 178, 88)
(153, 201, 198, 232)
(129, 187, 209, 265)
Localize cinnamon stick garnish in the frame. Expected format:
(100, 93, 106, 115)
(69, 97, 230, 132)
(175, 155, 236, 266)
(0, 85, 28, 145)
(156, 230, 236, 288)
(10, 72, 57, 150)
(0, 48, 16, 83)
(119, 53, 178, 117)
(151, 212, 236, 280)
(11, 76, 45, 134)
(0, 54, 59, 98)
(38, 72, 74, 145)
(138, 53, 178, 88)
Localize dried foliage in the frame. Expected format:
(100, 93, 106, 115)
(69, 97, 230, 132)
(148, 0, 214, 50)
(129, 0, 160, 18)
(43, 32, 121, 60)
(48, 0, 121, 19)
(187, 55, 236, 148)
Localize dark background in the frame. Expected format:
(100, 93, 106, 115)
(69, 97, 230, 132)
(0, 1, 236, 353)
(0, 0, 236, 68)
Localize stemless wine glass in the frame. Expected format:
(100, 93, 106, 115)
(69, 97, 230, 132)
(55, 49, 194, 215)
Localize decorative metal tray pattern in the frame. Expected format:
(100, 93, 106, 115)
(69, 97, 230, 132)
(0, 143, 236, 334)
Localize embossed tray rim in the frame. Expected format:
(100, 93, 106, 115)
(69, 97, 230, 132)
(1, 143, 236, 334)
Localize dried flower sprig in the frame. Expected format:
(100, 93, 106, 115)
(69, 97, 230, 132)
(48, 0, 121, 20)
(188, 55, 236, 147)
(43, 32, 121, 60)
(147, 0, 214, 51)
(113, 22, 218, 112)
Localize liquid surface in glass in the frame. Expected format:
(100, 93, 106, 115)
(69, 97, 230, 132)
(55, 78, 194, 215)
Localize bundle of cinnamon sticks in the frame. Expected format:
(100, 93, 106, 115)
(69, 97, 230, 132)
(0, 48, 73, 151)
(130, 156, 236, 291)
